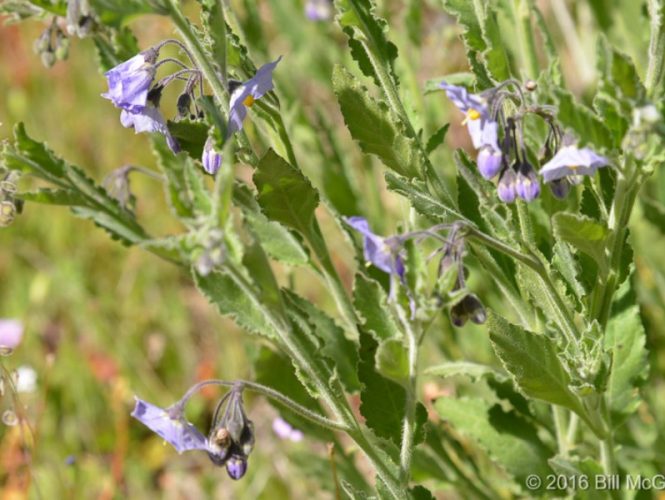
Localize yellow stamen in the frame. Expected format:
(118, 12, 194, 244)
(467, 108, 481, 121)
(243, 95, 255, 108)
(569, 165, 579, 171)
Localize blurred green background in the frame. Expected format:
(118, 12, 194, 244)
(2, 0, 665, 498)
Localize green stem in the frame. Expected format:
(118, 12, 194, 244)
(514, 0, 540, 78)
(179, 379, 350, 431)
(646, 0, 665, 97)
(223, 262, 403, 497)
(553, 406, 569, 457)
(396, 304, 419, 485)
(566, 413, 579, 446)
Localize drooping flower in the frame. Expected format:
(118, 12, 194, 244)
(102, 49, 159, 113)
(0, 319, 23, 351)
(305, 0, 333, 21)
(344, 216, 405, 280)
(539, 146, 609, 183)
(131, 398, 209, 453)
(440, 82, 504, 178)
(272, 417, 304, 442)
(227, 57, 282, 137)
(202, 136, 222, 175)
(120, 102, 180, 154)
(449, 294, 487, 327)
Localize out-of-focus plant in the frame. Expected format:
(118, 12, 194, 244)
(2, 0, 665, 497)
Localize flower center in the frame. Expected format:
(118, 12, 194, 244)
(568, 165, 579, 171)
(466, 108, 481, 121)
(243, 94, 255, 108)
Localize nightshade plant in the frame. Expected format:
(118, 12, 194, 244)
(3, 0, 665, 498)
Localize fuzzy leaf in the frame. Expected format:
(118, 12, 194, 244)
(488, 312, 585, 415)
(552, 212, 608, 276)
(434, 397, 552, 489)
(333, 65, 421, 179)
(353, 274, 401, 341)
(553, 88, 614, 150)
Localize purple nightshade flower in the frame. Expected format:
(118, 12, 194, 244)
(515, 163, 540, 202)
(0, 319, 23, 351)
(539, 146, 609, 183)
(101, 50, 158, 113)
(272, 417, 304, 442)
(131, 398, 209, 453)
(497, 168, 517, 203)
(477, 144, 503, 180)
(227, 57, 282, 138)
(120, 105, 180, 154)
(305, 0, 333, 21)
(202, 136, 222, 175)
(344, 216, 405, 280)
(440, 82, 496, 148)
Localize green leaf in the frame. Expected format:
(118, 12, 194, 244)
(552, 212, 608, 276)
(193, 269, 280, 341)
(253, 149, 319, 235)
(151, 137, 198, 219)
(5, 123, 68, 187)
(440, 0, 511, 84)
(553, 88, 614, 150)
(18, 188, 87, 206)
(284, 292, 361, 392)
(333, 65, 421, 179)
(434, 397, 552, 488)
(488, 312, 585, 415)
(552, 241, 587, 301)
(353, 274, 401, 341)
(167, 120, 208, 160)
(234, 183, 310, 265)
(425, 124, 449, 154)
(335, 0, 399, 88)
(375, 338, 409, 385)
(357, 329, 405, 446)
(605, 277, 648, 425)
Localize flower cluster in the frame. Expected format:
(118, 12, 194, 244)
(132, 382, 255, 480)
(440, 81, 609, 202)
(102, 44, 281, 175)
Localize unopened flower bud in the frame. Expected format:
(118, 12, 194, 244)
(548, 178, 571, 199)
(226, 456, 248, 480)
(524, 80, 537, 91)
(515, 163, 540, 202)
(461, 294, 486, 324)
(54, 29, 70, 60)
(0, 201, 17, 227)
(33, 28, 51, 54)
(477, 146, 502, 179)
(176, 92, 192, 119)
(202, 136, 223, 175)
(497, 168, 517, 203)
(41, 50, 56, 68)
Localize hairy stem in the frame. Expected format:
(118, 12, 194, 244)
(646, 0, 665, 97)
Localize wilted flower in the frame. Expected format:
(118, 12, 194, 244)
(202, 136, 222, 175)
(539, 146, 609, 183)
(102, 49, 159, 113)
(344, 216, 405, 280)
(227, 57, 282, 137)
(272, 417, 304, 442)
(131, 398, 209, 453)
(0, 319, 23, 352)
(449, 294, 486, 327)
(305, 0, 333, 21)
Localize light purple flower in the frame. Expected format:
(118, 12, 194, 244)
(305, 0, 333, 21)
(440, 82, 496, 148)
(344, 216, 405, 279)
(131, 398, 209, 453)
(227, 57, 282, 138)
(102, 50, 158, 113)
(272, 417, 304, 442)
(477, 145, 502, 180)
(539, 146, 609, 183)
(0, 319, 23, 351)
(120, 105, 180, 154)
(202, 136, 222, 175)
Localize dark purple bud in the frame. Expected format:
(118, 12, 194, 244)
(497, 168, 517, 203)
(176, 92, 192, 119)
(515, 163, 540, 202)
(449, 301, 468, 327)
(548, 178, 571, 199)
(461, 294, 487, 325)
(477, 146, 503, 179)
(226, 456, 248, 480)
